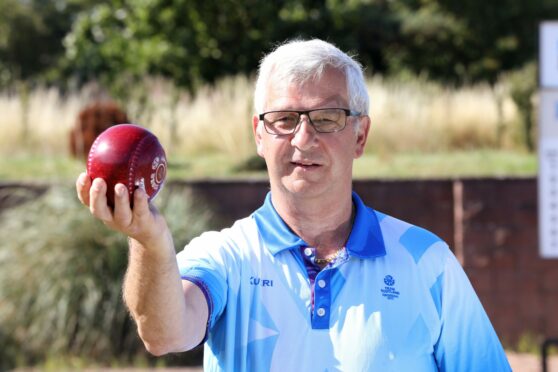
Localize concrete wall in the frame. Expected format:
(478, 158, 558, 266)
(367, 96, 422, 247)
(1, 177, 553, 345)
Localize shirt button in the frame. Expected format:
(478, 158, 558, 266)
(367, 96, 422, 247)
(317, 308, 326, 317)
(317, 280, 326, 288)
(304, 248, 313, 256)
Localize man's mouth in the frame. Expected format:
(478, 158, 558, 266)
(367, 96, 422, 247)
(291, 161, 320, 169)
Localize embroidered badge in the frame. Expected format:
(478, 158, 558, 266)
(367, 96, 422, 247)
(384, 275, 395, 286)
(381, 275, 400, 300)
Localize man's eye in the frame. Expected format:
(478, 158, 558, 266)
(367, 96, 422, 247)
(314, 117, 336, 123)
(272, 116, 297, 126)
(312, 111, 340, 122)
(274, 116, 293, 123)
(313, 116, 340, 128)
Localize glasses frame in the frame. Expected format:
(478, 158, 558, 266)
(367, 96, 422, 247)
(258, 108, 361, 135)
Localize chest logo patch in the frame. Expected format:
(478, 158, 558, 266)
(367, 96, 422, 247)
(381, 275, 400, 300)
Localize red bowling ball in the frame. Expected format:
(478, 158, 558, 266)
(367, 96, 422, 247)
(87, 124, 167, 207)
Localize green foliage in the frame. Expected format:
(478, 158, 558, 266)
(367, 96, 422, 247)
(61, 0, 282, 93)
(386, 1, 469, 81)
(1, 0, 557, 93)
(388, 0, 557, 84)
(55, 0, 398, 96)
(501, 62, 537, 151)
(0, 185, 213, 368)
(435, 0, 549, 83)
(515, 332, 544, 354)
(0, 0, 96, 86)
(234, 154, 267, 172)
(0, 0, 48, 84)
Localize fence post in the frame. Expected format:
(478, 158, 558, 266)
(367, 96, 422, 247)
(542, 338, 558, 372)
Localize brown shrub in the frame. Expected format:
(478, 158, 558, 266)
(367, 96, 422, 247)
(69, 101, 129, 159)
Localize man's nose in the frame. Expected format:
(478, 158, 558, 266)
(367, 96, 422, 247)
(291, 115, 318, 150)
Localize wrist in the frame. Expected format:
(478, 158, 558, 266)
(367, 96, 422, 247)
(129, 224, 175, 259)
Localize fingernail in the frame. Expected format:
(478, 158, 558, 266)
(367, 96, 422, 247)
(116, 185, 125, 197)
(92, 179, 102, 191)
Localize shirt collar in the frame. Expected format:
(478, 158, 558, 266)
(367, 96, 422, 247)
(252, 191, 386, 259)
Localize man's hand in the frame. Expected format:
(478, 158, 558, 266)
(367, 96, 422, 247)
(76, 172, 167, 247)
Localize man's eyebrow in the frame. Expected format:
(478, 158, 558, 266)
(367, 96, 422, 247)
(268, 96, 349, 111)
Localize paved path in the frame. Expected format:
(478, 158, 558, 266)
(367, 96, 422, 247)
(103, 354, 558, 372)
(507, 351, 558, 372)
(12, 353, 558, 371)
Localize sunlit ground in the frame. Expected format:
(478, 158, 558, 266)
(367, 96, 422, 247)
(0, 150, 537, 183)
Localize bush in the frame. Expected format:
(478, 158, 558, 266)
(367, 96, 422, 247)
(0, 184, 214, 368)
(500, 62, 537, 151)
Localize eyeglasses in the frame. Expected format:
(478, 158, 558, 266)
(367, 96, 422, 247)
(258, 108, 361, 135)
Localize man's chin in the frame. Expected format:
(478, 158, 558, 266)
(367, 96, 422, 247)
(281, 177, 324, 196)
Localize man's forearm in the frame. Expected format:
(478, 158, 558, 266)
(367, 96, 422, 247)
(123, 232, 194, 355)
(76, 175, 207, 354)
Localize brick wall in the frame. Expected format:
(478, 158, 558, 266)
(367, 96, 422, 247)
(458, 179, 551, 344)
(1, 177, 554, 345)
(177, 177, 553, 345)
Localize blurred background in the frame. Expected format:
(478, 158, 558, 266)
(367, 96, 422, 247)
(1, 0, 558, 370)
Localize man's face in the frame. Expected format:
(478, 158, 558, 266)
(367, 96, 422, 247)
(252, 67, 370, 199)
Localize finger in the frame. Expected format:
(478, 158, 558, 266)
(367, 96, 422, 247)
(113, 183, 133, 227)
(132, 187, 152, 221)
(76, 172, 91, 206)
(89, 178, 113, 222)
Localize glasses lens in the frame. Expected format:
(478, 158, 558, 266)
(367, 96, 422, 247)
(263, 112, 299, 134)
(309, 109, 346, 133)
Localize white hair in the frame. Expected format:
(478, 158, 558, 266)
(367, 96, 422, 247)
(254, 39, 370, 115)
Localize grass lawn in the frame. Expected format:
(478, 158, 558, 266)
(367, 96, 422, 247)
(0, 149, 537, 183)
(353, 149, 537, 179)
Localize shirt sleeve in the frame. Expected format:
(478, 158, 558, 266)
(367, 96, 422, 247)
(176, 230, 235, 331)
(433, 252, 511, 371)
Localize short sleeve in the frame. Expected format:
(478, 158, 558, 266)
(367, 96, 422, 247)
(434, 253, 511, 371)
(176, 230, 235, 330)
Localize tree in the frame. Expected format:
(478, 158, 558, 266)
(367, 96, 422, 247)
(388, 0, 558, 84)
(61, 0, 282, 92)
(0, 0, 96, 86)
(59, 0, 400, 93)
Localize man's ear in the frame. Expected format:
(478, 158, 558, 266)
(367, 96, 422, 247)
(354, 115, 371, 159)
(252, 115, 265, 157)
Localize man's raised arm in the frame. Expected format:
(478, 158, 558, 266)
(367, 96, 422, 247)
(75, 172, 208, 355)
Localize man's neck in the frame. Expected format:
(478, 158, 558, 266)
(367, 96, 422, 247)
(270, 189, 354, 256)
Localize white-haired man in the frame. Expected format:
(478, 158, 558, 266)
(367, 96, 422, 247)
(77, 39, 511, 371)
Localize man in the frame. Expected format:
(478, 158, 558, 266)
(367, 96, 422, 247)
(76, 39, 511, 371)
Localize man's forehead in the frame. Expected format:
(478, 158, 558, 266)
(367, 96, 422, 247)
(264, 72, 349, 110)
(266, 94, 349, 111)
(268, 66, 346, 86)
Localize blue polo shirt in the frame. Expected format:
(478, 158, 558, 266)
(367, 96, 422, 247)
(176, 192, 510, 371)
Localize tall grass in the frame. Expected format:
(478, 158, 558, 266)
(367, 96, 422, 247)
(0, 185, 214, 368)
(0, 75, 524, 161)
(367, 76, 520, 153)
